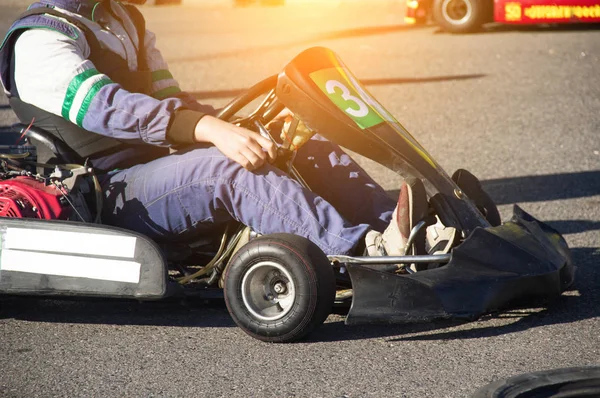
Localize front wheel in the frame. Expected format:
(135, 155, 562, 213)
(432, 0, 490, 33)
(452, 169, 501, 227)
(224, 233, 335, 343)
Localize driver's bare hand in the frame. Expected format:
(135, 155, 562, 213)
(194, 115, 277, 171)
(267, 108, 293, 129)
(273, 108, 293, 123)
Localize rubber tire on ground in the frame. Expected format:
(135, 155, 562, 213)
(432, 0, 489, 33)
(472, 366, 600, 397)
(224, 233, 335, 343)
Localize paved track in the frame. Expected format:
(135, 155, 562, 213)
(1, 2, 599, 397)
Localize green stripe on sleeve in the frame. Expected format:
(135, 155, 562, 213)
(61, 68, 100, 120)
(153, 86, 181, 100)
(151, 69, 174, 82)
(75, 77, 113, 127)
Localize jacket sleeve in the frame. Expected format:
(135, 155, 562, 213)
(143, 29, 216, 115)
(13, 28, 203, 146)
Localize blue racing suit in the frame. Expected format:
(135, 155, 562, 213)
(0, 0, 395, 255)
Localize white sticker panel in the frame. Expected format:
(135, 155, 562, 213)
(3, 227, 137, 258)
(1, 249, 141, 284)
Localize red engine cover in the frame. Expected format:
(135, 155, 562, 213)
(0, 176, 71, 220)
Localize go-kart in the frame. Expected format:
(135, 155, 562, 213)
(0, 47, 575, 343)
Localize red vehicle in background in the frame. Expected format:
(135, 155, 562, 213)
(405, 0, 600, 32)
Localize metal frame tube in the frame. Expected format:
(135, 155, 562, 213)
(328, 253, 451, 265)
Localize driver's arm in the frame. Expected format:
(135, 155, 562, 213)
(137, 25, 278, 169)
(13, 28, 201, 147)
(13, 28, 276, 170)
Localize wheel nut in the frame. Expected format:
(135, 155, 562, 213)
(273, 282, 286, 294)
(454, 188, 464, 200)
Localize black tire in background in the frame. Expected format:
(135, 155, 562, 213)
(432, 0, 491, 33)
(224, 233, 335, 343)
(472, 367, 600, 397)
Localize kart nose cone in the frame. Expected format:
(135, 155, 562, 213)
(344, 205, 574, 325)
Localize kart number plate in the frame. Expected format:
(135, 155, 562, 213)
(310, 67, 393, 130)
(310, 66, 438, 169)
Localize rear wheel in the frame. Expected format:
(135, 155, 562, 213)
(224, 233, 335, 343)
(432, 0, 490, 33)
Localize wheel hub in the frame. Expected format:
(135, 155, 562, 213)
(441, 0, 472, 24)
(241, 261, 296, 321)
(273, 282, 286, 294)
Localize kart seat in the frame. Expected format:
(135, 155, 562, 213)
(12, 123, 85, 165)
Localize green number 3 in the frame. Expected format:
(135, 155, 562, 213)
(325, 80, 370, 118)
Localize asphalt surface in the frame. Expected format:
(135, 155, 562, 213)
(1, 2, 599, 397)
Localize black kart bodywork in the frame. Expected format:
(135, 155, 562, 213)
(0, 46, 575, 339)
(346, 205, 574, 324)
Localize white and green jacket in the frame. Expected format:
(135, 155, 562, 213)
(0, 0, 212, 167)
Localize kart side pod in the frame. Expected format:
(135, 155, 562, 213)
(0, 218, 169, 299)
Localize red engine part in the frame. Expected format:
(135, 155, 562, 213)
(0, 176, 71, 220)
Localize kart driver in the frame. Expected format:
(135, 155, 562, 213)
(0, 0, 423, 258)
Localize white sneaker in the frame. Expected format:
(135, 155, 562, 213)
(365, 207, 407, 256)
(365, 177, 428, 256)
(425, 216, 457, 255)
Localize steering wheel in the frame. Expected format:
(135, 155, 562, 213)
(215, 75, 284, 129)
(216, 74, 311, 189)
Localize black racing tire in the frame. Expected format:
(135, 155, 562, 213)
(432, 0, 490, 33)
(223, 233, 335, 343)
(472, 366, 600, 397)
(452, 169, 501, 227)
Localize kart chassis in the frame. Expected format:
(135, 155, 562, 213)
(0, 47, 574, 342)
